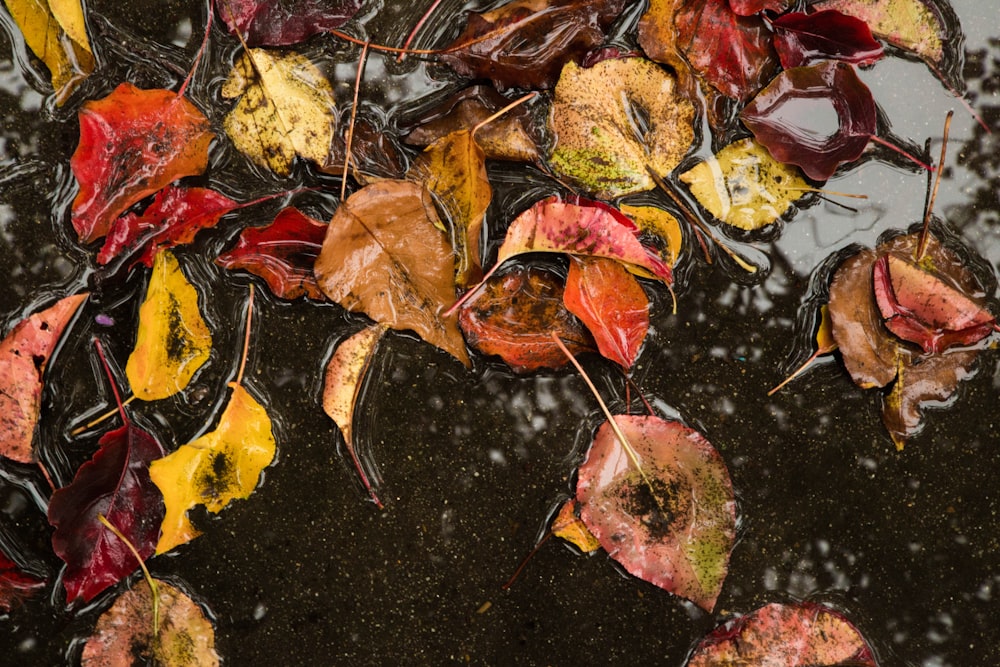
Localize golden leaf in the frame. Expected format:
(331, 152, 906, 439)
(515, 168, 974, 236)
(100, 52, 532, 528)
(552, 500, 600, 553)
(222, 48, 337, 176)
(619, 204, 683, 267)
(126, 250, 212, 401)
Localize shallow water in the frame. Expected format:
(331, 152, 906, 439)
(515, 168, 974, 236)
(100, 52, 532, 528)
(1, 0, 999, 665)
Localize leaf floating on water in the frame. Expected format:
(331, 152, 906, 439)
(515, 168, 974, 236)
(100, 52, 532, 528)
(729, 0, 790, 15)
(81, 579, 221, 667)
(680, 138, 810, 230)
(771, 10, 884, 69)
(0, 547, 46, 612)
(126, 250, 212, 402)
(0, 293, 88, 464)
(222, 48, 337, 176)
(619, 204, 683, 268)
(813, 0, 948, 67)
(686, 601, 877, 667)
(217, 0, 361, 46)
(552, 499, 600, 553)
(576, 415, 736, 611)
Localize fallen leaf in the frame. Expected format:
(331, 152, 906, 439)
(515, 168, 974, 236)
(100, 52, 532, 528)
(3, 0, 94, 104)
(81, 579, 220, 666)
(70, 83, 213, 244)
(216, 207, 328, 301)
(563, 256, 649, 369)
(679, 137, 810, 230)
(740, 60, 876, 181)
(0, 293, 87, 464)
(0, 547, 45, 612)
(437, 0, 625, 91)
(98, 186, 239, 267)
(314, 180, 470, 366)
(637, 0, 689, 76)
(217, 0, 361, 46)
(222, 48, 337, 176)
(552, 499, 600, 553)
(576, 414, 736, 611)
(458, 265, 594, 372)
(729, 0, 790, 14)
(813, 0, 948, 66)
(771, 9, 884, 69)
(323, 325, 387, 506)
(126, 250, 212, 402)
(151, 382, 276, 554)
(322, 117, 407, 182)
(686, 601, 877, 666)
(547, 57, 696, 199)
(619, 204, 683, 267)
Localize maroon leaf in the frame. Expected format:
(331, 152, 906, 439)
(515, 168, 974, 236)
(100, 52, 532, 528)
(438, 0, 625, 91)
(729, 0, 790, 15)
(740, 60, 876, 181)
(675, 0, 780, 101)
(98, 186, 239, 267)
(217, 0, 362, 47)
(0, 548, 45, 612)
(771, 10, 884, 69)
(216, 207, 328, 301)
(48, 421, 166, 603)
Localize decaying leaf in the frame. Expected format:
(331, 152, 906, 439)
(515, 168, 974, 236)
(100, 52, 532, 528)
(314, 180, 470, 366)
(680, 138, 810, 230)
(814, 0, 948, 66)
(126, 250, 212, 402)
(637, 0, 688, 76)
(81, 580, 220, 666)
(552, 499, 600, 553)
(576, 415, 735, 611)
(222, 48, 337, 176)
(217, 0, 361, 46)
(0, 293, 87, 464)
(0, 547, 45, 612)
(619, 204, 683, 267)
(3, 0, 94, 104)
(547, 57, 696, 199)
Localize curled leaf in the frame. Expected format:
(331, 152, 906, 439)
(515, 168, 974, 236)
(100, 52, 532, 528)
(814, 0, 948, 66)
(771, 10, 884, 69)
(552, 499, 600, 553)
(619, 204, 683, 267)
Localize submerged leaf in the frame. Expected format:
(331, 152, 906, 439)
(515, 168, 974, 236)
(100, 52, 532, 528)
(217, 0, 361, 46)
(0, 548, 45, 612)
(126, 251, 212, 402)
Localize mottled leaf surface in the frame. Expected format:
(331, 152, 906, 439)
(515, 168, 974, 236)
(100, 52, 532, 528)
(217, 0, 361, 46)
(771, 10, 884, 69)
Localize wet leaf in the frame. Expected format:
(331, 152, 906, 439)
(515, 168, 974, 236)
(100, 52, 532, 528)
(618, 204, 683, 267)
(126, 250, 212, 402)
(813, 0, 947, 66)
(740, 60, 876, 181)
(0, 547, 45, 612)
(314, 180, 470, 366)
(3, 0, 94, 104)
(679, 137, 810, 230)
(637, 0, 688, 75)
(552, 499, 600, 553)
(0, 293, 87, 464)
(216, 207, 328, 301)
(496, 196, 673, 284)
(458, 266, 594, 372)
(217, 0, 361, 46)
(674, 0, 779, 101)
(323, 117, 407, 182)
(407, 130, 492, 288)
(686, 601, 877, 666)
(98, 186, 239, 267)
(576, 414, 735, 611)
(547, 57, 696, 200)
(48, 413, 167, 603)
(771, 10, 884, 69)
(222, 48, 337, 176)
(70, 83, 213, 244)
(150, 382, 276, 554)
(437, 0, 625, 91)
(81, 580, 220, 666)
(563, 256, 649, 369)
(323, 325, 386, 506)
(730, 0, 790, 14)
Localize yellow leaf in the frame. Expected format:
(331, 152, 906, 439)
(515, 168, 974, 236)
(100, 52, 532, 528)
(680, 138, 809, 230)
(126, 250, 212, 401)
(150, 383, 276, 554)
(619, 204, 683, 267)
(3, 0, 94, 104)
(222, 48, 337, 176)
(552, 500, 600, 554)
(814, 0, 945, 65)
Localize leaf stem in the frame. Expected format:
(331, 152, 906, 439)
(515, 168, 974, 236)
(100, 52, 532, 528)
(867, 134, 935, 172)
(329, 29, 439, 55)
(98, 514, 160, 636)
(236, 284, 255, 387)
(767, 350, 821, 396)
(397, 0, 444, 62)
(71, 395, 137, 436)
(178, 0, 215, 98)
(471, 92, 538, 138)
(916, 111, 953, 261)
(341, 42, 370, 202)
(92, 338, 127, 424)
(501, 532, 551, 590)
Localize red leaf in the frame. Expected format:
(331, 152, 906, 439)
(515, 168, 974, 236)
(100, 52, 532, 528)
(0, 294, 88, 464)
(98, 186, 239, 267)
(563, 256, 649, 369)
(218, 0, 362, 46)
(48, 422, 166, 603)
(70, 83, 213, 244)
(873, 252, 995, 354)
(216, 207, 328, 301)
(675, 0, 779, 101)
(740, 60, 876, 181)
(771, 10, 884, 69)
(0, 548, 45, 612)
(729, 0, 790, 16)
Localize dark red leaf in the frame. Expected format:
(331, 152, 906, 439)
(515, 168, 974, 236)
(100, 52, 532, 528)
(458, 265, 594, 372)
(438, 0, 625, 91)
(729, 0, 790, 16)
(216, 207, 328, 301)
(0, 548, 45, 612)
(70, 83, 213, 244)
(217, 0, 362, 47)
(675, 0, 779, 101)
(98, 186, 239, 267)
(771, 10, 884, 69)
(740, 60, 876, 181)
(48, 422, 166, 603)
